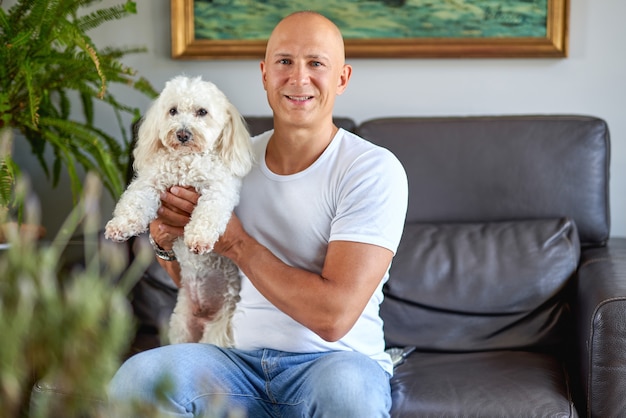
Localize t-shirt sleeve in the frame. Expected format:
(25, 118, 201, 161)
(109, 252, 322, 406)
(329, 147, 408, 254)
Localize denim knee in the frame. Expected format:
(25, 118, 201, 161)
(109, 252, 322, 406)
(108, 349, 172, 404)
(306, 351, 392, 418)
(108, 345, 256, 417)
(108, 345, 213, 417)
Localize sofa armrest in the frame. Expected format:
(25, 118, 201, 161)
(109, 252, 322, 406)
(577, 238, 626, 417)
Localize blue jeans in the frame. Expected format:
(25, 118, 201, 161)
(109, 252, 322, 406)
(108, 343, 391, 417)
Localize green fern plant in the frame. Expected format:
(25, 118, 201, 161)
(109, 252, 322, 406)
(0, 128, 18, 211)
(0, 0, 156, 204)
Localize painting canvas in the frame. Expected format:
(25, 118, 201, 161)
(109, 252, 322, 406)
(171, 0, 568, 59)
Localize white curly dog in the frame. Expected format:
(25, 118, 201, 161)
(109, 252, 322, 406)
(105, 75, 254, 347)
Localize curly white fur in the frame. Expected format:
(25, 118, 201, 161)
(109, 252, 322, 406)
(104, 75, 253, 347)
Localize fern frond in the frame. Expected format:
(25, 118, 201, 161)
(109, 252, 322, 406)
(4, 0, 38, 31)
(60, 147, 83, 199)
(99, 45, 147, 59)
(80, 91, 95, 126)
(0, 7, 10, 32)
(0, 160, 15, 209)
(58, 89, 71, 120)
(76, 1, 136, 33)
(0, 0, 154, 200)
(21, 61, 40, 127)
(0, 129, 20, 210)
(38, 117, 126, 197)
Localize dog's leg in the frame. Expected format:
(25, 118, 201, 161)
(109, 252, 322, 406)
(168, 286, 204, 344)
(174, 251, 240, 347)
(197, 255, 240, 347)
(184, 177, 242, 254)
(200, 306, 235, 347)
(105, 178, 162, 242)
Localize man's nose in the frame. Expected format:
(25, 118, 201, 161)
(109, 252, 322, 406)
(289, 63, 310, 85)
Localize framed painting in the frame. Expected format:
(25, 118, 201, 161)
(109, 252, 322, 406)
(171, 0, 569, 59)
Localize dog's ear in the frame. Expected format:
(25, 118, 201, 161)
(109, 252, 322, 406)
(133, 96, 164, 173)
(217, 103, 254, 177)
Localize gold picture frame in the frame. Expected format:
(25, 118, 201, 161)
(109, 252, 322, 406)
(171, 0, 569, 60)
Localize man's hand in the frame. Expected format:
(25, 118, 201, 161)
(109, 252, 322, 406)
(149, 186, 199, 251)
(148, 186, 199, 288)
(212, 213, 247, 256)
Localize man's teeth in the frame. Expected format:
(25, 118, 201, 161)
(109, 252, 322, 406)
(288, 96, 312, 101)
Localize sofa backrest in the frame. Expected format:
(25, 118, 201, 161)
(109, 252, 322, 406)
(357, 115, 610, 247)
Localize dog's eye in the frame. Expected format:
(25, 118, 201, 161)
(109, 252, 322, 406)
(169, 108, 178, 116)
(196, 108, 208, 117)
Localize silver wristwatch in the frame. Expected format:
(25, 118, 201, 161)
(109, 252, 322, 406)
(148, 234, 177, 261)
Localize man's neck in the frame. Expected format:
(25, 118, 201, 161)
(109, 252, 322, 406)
(266, 122, 338, 175)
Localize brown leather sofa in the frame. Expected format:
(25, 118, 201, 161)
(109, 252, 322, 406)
(32, 115, 626, 417)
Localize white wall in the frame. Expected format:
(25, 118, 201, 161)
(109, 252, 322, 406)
(10, 0, 626, 238)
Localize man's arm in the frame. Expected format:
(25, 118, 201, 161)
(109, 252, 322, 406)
(214, 214, 393, 342)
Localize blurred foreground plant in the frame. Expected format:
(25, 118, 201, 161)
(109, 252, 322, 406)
(0, 172, 152, 418)
(0, 172, 247, 418)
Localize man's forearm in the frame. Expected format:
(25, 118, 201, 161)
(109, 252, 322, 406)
(157, 257, 182, 288)
(221, 232, 382, 342)
(224, 235, 344, 339)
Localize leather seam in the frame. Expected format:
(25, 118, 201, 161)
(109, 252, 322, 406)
(579, 256, 626, 269)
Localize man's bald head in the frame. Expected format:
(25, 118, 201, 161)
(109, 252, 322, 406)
(265, 11, 346, 65)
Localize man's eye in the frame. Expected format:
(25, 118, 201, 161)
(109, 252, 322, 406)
(196, 108, 207, 117)
(169, 108, 177, 116)
(279, 59, 290, 65)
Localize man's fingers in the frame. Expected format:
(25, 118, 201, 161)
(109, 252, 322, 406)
(150, 186, 199, 248)
(168, 186, 199, 211)
(158, 201, 192, 227)
(149, 219, 183, 251)
(158, 186, 198, 216)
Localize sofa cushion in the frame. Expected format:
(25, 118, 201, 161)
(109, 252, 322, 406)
(390, 351, 578, 417)
(382, 218, 580, 351)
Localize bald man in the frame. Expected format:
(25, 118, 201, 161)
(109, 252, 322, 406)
(109, 11, 408, 417)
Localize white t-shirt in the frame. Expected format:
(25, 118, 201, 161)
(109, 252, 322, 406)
(233, 128, 408, 375)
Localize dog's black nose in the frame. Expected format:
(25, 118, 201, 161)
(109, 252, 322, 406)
(176, 129, 192, 143)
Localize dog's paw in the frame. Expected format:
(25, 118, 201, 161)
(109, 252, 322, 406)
(186, 239, 215, 255)
(104, 218, 147, 242)
(185, 228, 219, 255)
(104, 225, 131, 242)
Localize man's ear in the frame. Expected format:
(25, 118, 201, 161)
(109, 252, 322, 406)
(260, 60, 268, 91)
(337, 64, 352, 95)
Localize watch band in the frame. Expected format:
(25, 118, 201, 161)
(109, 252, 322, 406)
(148, 234, 177, 261)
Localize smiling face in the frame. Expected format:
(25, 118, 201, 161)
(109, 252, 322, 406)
(261, 12, 352, 130)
